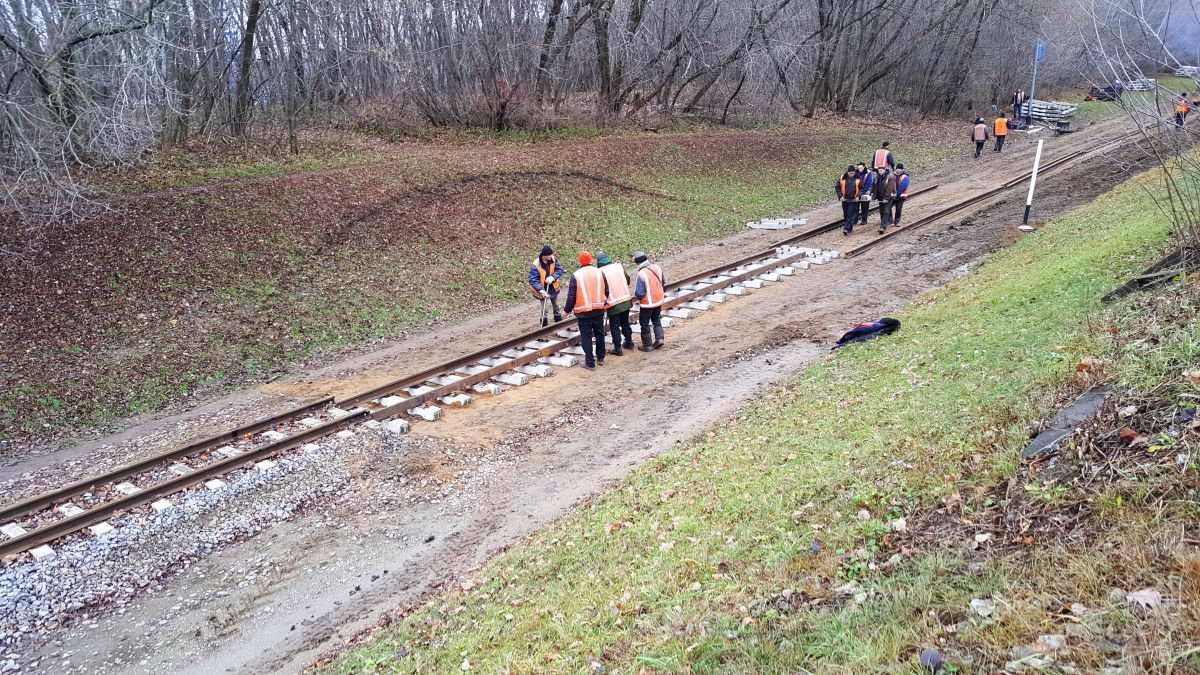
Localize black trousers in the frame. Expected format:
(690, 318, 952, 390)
(841, 200, 858, 232)
(994, 134, 1006, 151)
(608, 308, 632, 348)
(878, 199, 893, 228)
(577, 313, 606, 366)
(858, 198, 871, 223)
(639, 307, 662, 334)
(974, 140, 985, 157)
(892, 197, 905, 224)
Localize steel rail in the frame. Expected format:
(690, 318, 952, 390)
(0, 412, 367, 559)
(0, 397, 334, 524)
(367, 245, 830, 420)
(845, 129, 1146, 258)
(1, 131, 1123, 557)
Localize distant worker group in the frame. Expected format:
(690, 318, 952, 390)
(529, 246, 666, 371)
(836, 141, 911, 236)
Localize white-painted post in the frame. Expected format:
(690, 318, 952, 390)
(1023, 139, 1044, 226)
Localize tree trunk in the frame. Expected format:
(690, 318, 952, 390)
(233, 0, 265, 137)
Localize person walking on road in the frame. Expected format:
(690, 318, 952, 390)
(528, 245, 564, 325)
(633, 251, 666, 351)
(872, 165, 897, 234)
(871, 141, 895, 171)
(972, 117, 989, 158)
(836, 166, 861, 235)
(564, 250, 610, 370)
(992, 112, 1009, 152)
(1175, 93, 1191, 127)
(596, 251, 634, 356)
(893, 163, 910, 227)
(854, 162, 874, 226)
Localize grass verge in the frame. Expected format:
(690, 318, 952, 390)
(326, 164, 1197, 672)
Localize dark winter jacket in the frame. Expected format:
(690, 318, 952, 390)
(872, 170, 897, 201)
(563, 268, 611, 318)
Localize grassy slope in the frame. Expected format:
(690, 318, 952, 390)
(329, 167, 1196, 672)
(1, 126, 956, 442)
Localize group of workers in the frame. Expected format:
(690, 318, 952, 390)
(528, 245, 667, 370)
(972, 112, 1011, 158)
(835, 141, 912, 235)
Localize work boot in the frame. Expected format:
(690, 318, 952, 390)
(554, 314, 563, 323)
(582, 362, 595, 371)
(653, 326, 665, 349)
(638, 330, 654, 352)
(610, 346, 624, 356)
(623, 338, 635, 350)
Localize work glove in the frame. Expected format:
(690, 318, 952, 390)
(541, 290, 550, 299)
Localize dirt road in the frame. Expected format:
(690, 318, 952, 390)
(4, 117, 1153, 674)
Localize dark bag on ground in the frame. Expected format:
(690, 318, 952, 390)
(834, 317, 900, 348)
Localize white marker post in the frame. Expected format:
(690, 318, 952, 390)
(1021, 139, 1044, 230)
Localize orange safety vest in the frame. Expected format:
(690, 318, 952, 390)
(872, 148, 890, 169)
(1177, 101, 1190, 114)
(600, 262, 632, 306)
(973, 124, 988, 141)
(530, 257, 558, 297)
(637, 263, 666, 308)
(839, 176, 859, 200)
(993, 117, 1008, 136)
(571, 266, 608, 313)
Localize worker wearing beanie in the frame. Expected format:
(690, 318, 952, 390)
(595, 251, 635, 356)
(632, 251, 667, 351)
(563, 250, 611, 370)
(527, 244, 564, 323)
(972, 117, 989, 158)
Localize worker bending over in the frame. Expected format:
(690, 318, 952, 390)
(633, 251, 666, 351)
(564, 251, 611, 371)
(597, 251, 635, 356)
(528, 245, 564, 324)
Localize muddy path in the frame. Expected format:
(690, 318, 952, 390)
(5, 117, 1152, 674)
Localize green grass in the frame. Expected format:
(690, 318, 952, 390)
(328, 167, 1185, 672)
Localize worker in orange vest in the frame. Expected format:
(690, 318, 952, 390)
(992, 112, 1009, 152)
(835, 166, 861, 235)
(633, 251, 667, 351)
(871, 142, 895, 171)
(972, 117, 989, 158)
(564, 250, 611, 370)
(1175, 94, 1191, 127)
(596, 251, 635, 356)
(527, 245, 564, 324)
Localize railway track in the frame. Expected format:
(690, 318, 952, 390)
(0, 127, 1146, 561)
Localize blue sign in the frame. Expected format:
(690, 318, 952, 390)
(1034, 41, 1045, 63)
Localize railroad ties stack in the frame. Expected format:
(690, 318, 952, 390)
(352, 244, 840, 430)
